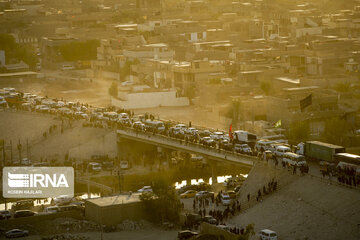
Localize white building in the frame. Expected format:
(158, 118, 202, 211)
(112, 86, 189, 109)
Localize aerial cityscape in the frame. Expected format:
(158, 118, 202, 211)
(0, 0, 359, 239)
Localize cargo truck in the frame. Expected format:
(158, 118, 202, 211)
(304, 141, 345, 163)
(233, 130, 257, 148)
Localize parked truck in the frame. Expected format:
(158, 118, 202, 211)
(233, 130, 257, 148)
(304, 141, 345, 163)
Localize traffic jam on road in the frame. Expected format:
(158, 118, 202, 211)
(1, 87, 360, 183)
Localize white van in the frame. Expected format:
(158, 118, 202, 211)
(44, 206, 60, 213)
(88, 162, 102, 172)
(282, 152, 307, 167)
(255, 140, 276, 152)
(274, 145, 291, 158)
(259, 229, 277, 240)
(61, 64, 75, 70)
(220, 193, 231, 206)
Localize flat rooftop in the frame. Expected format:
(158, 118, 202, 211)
(86, 193, 142, 207)
(275, 77, 300, 84)
(307, 141, 344, 149)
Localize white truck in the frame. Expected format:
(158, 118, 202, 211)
(233, 130, 257, 148)
(282, 152, 307, 167)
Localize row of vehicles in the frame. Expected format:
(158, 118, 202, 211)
(5, 88, 359, 177)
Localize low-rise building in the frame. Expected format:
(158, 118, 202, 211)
(85, 193, 144, 225)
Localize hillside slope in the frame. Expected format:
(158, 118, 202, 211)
(231, 164, 360, 240)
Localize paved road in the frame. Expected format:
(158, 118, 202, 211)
(117, 129, 256, 166)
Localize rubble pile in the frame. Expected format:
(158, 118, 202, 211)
(50, 218, 101, 232)
(116, 220, 151, 231)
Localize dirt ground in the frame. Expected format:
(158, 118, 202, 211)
(0, 110, 60, 148)
(0, 229, 178, 240)
(0, 111, 115, 163)
(228, 163, 360, 240)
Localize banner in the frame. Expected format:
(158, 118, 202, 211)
(275, 120, 282, 128)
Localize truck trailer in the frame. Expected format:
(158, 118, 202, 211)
(233, 130, 257, 148)
(304, 141, 345, 163)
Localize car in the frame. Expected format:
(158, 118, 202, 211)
(180, 190, 197, 199)
(133, 121, 146, 131)
(120, 160, 130, 170)
(53, 195, 73, 206)
(274, 145, 291, 158)
(44, 206, 60, 213)
(240, 144, 253, 154)
(200, 137, 216, 147)
(0, 96, 7, 107)
(178, 230, 198, 240)
(0, 210, 11, 219)
(219, 139, 233, 151)
(195, 191, 214, 199)
(235, 144, 252, 154)
(234, 185, 241, 193)
(210, 131, 224, 141)
(21, 158, 32, 166)
(202, 215, 217, 224)
(58, 205, 79, 212)
(11, 200, 34, 211)
(169, 124, 186, 138)
(259, 229, 278, 240)
(14, 210, 35, 218)
(88, 162, 102, 172)
(61, 64, 75, 70)
(227, 191, 236, 199)
(138, 186, 153, 193)
(5, 229, 29, 238)
(220, 193, 231, 206)
(183, 128, 198, 142)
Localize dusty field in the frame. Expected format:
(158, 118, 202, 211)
(0, 229, 178, 240)
(0, 111, 115, 163)
(0, 110, 60, 146)
(30, 122, 114, 162)
(229, 164, 360, 240)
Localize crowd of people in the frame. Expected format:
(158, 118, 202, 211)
(337, 166, 359, 186)
(256, 178, 278, 202)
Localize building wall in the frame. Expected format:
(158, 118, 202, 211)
(85, 201, 144, 225)
(112, 90, 189, 109)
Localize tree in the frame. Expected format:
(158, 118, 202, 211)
(58, 40, 99, 61)
(0, 34, 37, 68)
(238, 224, 255, 240)
(288, 121, 310, 142)
(322, 118, 349, 145)
(140, 175, 182, 223)
(108, 82, 118, 97)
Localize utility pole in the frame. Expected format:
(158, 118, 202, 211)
(26, 138, 29, 160)
(117, 168, 123, 194)
(10, 140, 13, 164)
(1, 139, 4, 167)
(17, 139, 22, 163)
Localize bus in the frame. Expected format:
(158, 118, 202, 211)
(334, 153, 360, 165)
(282, 152, 307, 167)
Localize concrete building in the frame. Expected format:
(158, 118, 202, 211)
(123, 43, 174, 61)
(112, 87, 189, 109)
(85, 193, 144, 225)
